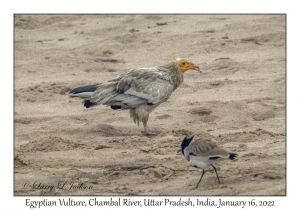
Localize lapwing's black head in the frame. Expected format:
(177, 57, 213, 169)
(181, 135, 194, 156)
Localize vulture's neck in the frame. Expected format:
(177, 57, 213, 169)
(166, 61, 184, 90)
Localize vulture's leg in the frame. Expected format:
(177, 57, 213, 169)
(141, 121, 160, 136)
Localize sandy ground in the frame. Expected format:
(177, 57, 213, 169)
(14, 14, 286, 196)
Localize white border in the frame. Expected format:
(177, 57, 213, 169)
(3, 0, 297, 209)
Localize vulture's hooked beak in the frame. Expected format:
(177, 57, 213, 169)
(192, 65, 200, 72)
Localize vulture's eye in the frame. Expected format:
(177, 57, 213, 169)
(182, 62, 185, 65)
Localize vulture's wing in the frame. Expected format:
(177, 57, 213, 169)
(90, 67, 174, 106)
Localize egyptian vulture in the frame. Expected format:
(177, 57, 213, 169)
(69, 58, 200, 135)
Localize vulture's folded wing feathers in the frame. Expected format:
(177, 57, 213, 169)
(90, 67, 174, 107)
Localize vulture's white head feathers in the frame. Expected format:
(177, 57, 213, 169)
(172, 58, 200, 73)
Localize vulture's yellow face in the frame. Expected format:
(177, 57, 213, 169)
(180, 59, 200, 73)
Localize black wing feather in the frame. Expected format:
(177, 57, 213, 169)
(70, 84, 98, 94)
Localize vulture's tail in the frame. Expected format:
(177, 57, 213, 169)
(69, 84, 99, 108)
(69, 83, 120, 109)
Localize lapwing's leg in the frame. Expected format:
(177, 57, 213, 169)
(211, 164, 221, 184)
(195, 169, 205, 189)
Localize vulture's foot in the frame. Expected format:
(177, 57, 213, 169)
(142, 122, 160, 136)
(141, 130, 160, 136)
